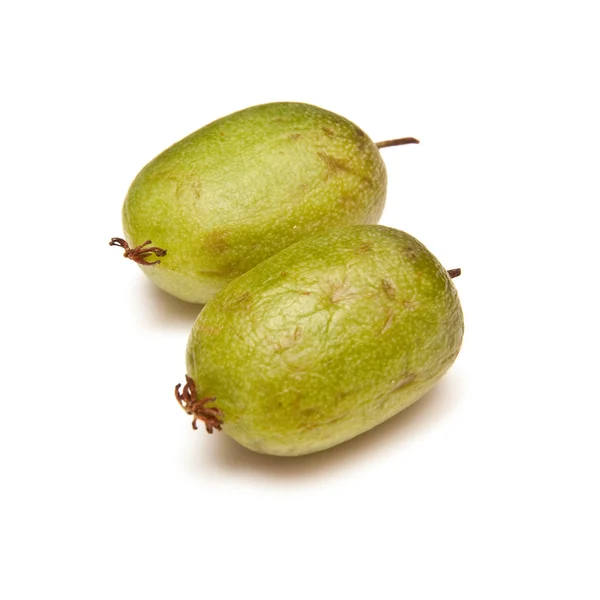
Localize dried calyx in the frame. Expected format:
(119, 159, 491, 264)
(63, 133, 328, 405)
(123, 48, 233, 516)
(175, 375, 223, 434)
(109, 238, 167, 266)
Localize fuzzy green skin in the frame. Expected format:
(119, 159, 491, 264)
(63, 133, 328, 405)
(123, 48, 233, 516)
(186, 225, 464, 456)
(122, 102, 387, 304)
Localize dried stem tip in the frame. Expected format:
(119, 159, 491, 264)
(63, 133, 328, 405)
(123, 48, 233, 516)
(447, 268, 462, 279)
(109, 238, 167, 266)
(174, 375, 223, 434)
(376, 137, 420, 149)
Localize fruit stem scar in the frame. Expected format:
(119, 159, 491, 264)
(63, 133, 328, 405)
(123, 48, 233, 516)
(109, 237, 167, 266)
(375, 137, 420, 149)
(174, 375, 223, 434)
(447, 268, 461, 278)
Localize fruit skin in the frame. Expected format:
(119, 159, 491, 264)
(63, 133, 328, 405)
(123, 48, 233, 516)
(122, 102, 388, 304)
(185, 225, 463, 456)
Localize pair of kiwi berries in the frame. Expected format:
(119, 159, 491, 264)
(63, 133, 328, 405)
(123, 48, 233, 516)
(111, 102, 463, 457)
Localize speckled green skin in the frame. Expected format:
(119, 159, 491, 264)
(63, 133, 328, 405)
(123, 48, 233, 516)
(186, 225, 464, 456)
(122, 102, 387, 304)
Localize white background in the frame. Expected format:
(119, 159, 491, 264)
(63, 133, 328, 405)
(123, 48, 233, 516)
(2, 1, 599, 598)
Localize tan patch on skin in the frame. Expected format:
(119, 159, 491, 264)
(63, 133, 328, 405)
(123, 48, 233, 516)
(404, 299, 420, 311)
(224, 290, 252, 313)
(318, 152, 374, 187)
(204, 229, 231, 254)
(382, 278, 397, 299)
(288, 133, 302, 140)
(380, 280, 420, 329)
(233, 291, 252, 309)
(190, 179, 202, 199)
(198, 324, 223, 336)
(322, 127, 335, 138)
(317, 152, 353, 178)
(357, 241, 373, 254)
(382, 308, 395, 333)
(235, 291, 251, 303)
(402, 245, 420, 261)
(272, 325, 303, 354)
(321, 277, 357, 305)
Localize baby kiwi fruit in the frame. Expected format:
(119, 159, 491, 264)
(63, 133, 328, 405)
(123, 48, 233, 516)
(110, 102, 418, 304)
(177, 225, 463, 456)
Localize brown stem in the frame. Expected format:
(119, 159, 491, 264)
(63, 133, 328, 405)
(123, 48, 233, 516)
(109, 237, 167, 266)
(447, 268, 462, 279)
(376, 137, 420, 149)
(174, 375, 223, 434)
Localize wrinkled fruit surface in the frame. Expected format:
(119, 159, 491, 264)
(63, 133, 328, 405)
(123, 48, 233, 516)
(185, 225, 464, 456)
(122, 102, 388, 303)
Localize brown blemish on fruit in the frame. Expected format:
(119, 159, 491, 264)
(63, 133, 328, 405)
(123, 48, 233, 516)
(204, 229, 231, 254)
(357, 241, 373, 254)
(301, 290, 312, 296)
(273, 325, 303, 354)
(382, 278, 397, 299)
(317, 152, 352, 176)
(229, 290, 253, 312)
(288, 132, 302, 140)
(174, 375, 223, 433)
(402, 245, 420, 261)
(321, 277, 357, 305)
(382, 309, 395, 333)
(404, 299, 420, 311)
(336, 389, 353, 401)
(198, 324, 223, 336)
(318, 152, 374, 187)
(360, 174, 374, 188)
(322, 127, 335, 138)
(145, 171, 180, 186)
(190, 179, 202, 199)
(235, 291, 251, 303)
